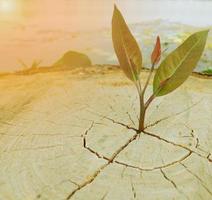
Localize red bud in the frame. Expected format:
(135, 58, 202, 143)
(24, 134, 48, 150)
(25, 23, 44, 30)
(151, 36, 161, 65)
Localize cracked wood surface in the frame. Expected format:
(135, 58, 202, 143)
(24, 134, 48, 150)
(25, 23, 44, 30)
(0, 66, 211, 200)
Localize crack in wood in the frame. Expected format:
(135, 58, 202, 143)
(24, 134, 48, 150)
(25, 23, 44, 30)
(66, 162, 109, 200)
(145, 100, 201, 129)
(180, 162, 212, 196)
(87, 110, 137, 131)
(114, 151, 192, 172)
(126, 111, 136, 126)
(143, 130, 212, 163)
(100, 191, 108, 200)
(65, 107, 211, 199)
(82, 122, 193, 172)
(160, 169, 189, 200)
(66, 124, 139, 199)
(160, 169, 177, 188)
(130, 178, 136, 199)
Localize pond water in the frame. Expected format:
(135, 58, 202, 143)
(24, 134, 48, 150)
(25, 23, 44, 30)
(0, 0, 212, 71)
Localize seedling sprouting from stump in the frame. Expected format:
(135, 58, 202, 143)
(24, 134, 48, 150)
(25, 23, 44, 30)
(112, 5, 208, 132)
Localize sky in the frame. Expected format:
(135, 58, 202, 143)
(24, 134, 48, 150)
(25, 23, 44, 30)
(0, 0, 212, 71)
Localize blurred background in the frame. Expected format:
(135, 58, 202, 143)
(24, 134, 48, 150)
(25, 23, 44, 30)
(0, 0, 212, 71)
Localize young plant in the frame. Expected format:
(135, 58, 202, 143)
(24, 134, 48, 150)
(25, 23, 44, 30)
(112, 5, 209, 132)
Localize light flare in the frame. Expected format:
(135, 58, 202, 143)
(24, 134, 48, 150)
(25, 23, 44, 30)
(0, 0, 16, 13)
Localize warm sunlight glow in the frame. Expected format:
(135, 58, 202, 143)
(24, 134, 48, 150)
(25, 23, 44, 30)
(0, 0, 15, 13)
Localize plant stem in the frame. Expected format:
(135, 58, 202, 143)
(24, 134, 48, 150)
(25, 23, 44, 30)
(145, 93, 155, 109)
(138, 93, 146, 132)
(137, 64, 155, 132)
(141, 63, 155, 97)
(134, 77, 145, 132)
(138, 93, 156, 132)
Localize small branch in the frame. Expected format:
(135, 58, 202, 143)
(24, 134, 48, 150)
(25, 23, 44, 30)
(137, 79, 142, 95)
(144, 93, 155, 110)
(134, 80, 142, 96)
(142, 63, 155, 97)
(137, 65, 156, 132)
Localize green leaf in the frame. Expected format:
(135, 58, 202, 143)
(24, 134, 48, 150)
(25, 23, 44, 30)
(153, 30, 209, 96)
(112, 5, 142, 82)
